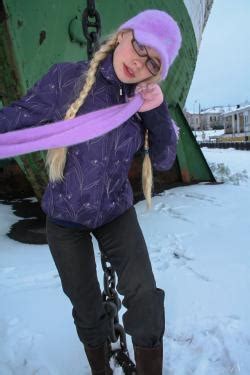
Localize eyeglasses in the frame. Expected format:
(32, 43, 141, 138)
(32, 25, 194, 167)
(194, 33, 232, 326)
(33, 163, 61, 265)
(131, 32, 161, 76)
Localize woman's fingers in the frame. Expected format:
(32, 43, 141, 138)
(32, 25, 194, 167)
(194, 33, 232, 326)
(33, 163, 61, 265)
(141, 92, 155, 101)
(136, 84, 164, 112)
(135, 87, 155, 96)
(135, 83, 157, 93)
(141, 85, 158, 97)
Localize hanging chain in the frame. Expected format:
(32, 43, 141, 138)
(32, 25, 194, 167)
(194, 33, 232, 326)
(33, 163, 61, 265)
(82, 0, 101, 59)
(101, 254, 137, 374)
(82, 2, 136, 372)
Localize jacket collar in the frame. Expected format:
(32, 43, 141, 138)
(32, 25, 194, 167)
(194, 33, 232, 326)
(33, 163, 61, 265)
(99, 52, 136, 97)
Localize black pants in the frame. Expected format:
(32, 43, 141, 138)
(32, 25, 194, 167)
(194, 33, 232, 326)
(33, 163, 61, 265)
(46, 206, 165, 348)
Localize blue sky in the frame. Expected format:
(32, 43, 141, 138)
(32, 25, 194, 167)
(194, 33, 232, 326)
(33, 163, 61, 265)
(185, 0, 250, 112)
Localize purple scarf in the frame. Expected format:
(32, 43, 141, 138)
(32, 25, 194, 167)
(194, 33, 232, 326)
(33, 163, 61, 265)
(0, 94, 143, 159)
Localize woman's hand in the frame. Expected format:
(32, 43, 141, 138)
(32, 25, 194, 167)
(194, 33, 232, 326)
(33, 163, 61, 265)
(135, 83, 164, 112)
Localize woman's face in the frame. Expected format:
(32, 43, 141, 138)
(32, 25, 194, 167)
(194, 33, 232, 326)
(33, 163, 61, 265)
(113, 30, 161, 84)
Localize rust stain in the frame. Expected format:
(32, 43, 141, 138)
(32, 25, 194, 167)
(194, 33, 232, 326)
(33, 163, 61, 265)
(181, 169, 191, 183)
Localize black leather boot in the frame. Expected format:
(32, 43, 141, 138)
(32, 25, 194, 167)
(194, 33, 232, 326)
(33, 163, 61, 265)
(133, 343, 163, 375)
(84, 341, 113, 375)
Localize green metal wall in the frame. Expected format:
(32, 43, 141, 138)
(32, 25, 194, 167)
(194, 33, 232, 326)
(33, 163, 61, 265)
(1, 0, 197, 106)
(0, 0, 214, 198)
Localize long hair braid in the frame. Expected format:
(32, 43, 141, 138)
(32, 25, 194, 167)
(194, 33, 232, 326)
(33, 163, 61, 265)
(46, 34, 119, 182)
(142, 129, 153, 208)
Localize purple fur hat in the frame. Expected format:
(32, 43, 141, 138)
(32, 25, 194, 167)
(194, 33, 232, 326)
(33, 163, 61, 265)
(118, 9, 182, 79)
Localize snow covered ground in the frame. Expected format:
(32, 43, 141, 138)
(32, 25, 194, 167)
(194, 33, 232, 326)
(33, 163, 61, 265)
(0, 147, 249, 375)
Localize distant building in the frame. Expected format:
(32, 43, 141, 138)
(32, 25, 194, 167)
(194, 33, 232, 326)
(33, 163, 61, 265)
(185, 103, 250, 137)
(200, 107, 224, 130)
(185, 111, 200, 130)
(185, 106, 224, 130)
(223, 104, 250, 136)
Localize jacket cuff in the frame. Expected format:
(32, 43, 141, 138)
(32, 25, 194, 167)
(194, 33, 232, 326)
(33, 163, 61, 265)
(139, 100, 171, 129)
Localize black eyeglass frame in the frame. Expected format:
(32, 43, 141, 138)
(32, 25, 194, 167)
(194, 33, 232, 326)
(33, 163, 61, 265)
(131, 31, 161, 76)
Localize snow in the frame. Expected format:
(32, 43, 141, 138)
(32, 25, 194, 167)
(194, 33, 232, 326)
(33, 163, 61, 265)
(1, 147, 250, 374)
(201, 108, 223, 114)
(193, 129, 224, 141)
(189, 103, 250, 116)
(224, 103, 250, 115)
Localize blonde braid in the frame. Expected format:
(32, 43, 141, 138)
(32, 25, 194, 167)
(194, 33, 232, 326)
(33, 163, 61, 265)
(141, 72, 162, 209)
(46, 34, 118, 181)
(142, 130, 153, 209)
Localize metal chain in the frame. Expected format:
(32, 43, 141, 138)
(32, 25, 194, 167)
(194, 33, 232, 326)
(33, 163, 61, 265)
(82, 2, 136, 372)
(101, 254, 124, 345)
(82, 0, 101, 59)
(101, 254, 136, 374)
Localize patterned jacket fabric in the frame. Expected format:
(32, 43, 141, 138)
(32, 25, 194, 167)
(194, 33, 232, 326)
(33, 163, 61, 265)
(0, 52, 177, 229)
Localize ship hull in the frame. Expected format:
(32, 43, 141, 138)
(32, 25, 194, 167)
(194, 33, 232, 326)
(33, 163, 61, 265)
(0, 0, 214, 199)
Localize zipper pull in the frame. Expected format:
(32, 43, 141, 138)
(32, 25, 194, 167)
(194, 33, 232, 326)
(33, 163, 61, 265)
(119, 88, 123, 96)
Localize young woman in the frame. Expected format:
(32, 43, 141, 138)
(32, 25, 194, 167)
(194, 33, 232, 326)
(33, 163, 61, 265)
(0, 9, 182, 374)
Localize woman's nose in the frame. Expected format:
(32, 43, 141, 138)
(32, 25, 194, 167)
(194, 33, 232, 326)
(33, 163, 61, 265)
(132, 57, 146, 70)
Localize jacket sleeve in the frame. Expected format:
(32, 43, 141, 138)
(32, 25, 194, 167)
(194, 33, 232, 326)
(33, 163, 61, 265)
(139, 100, 179, 171)
(0, 64, 60, 134)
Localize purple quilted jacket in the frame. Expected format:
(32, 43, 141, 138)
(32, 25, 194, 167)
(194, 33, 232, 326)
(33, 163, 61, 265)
(0, 52, 177, 229)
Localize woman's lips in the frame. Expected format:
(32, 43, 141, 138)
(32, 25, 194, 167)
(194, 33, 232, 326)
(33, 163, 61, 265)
(123, 64, 135, 78)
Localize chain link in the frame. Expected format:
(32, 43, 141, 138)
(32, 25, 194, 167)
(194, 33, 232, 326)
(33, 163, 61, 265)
(82, 0, 101, 59)
(101, 254, 136, 373)
(101, 254, 124, 344)
(86, 0, 95, 17)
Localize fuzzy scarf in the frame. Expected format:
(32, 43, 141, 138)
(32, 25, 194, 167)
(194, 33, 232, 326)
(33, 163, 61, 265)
(0, 94, 144, 159)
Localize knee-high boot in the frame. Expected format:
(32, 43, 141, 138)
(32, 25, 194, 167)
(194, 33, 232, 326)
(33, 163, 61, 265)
(84, 341, 113, 375)
(133, 343, 163, 375)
